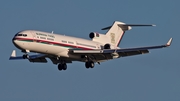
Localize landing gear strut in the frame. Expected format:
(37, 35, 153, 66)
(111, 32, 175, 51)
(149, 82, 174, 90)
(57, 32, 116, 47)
(85, 61, 95, 69)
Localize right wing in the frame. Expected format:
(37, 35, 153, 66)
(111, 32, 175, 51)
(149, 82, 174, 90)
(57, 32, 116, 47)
(72, 38, 172, 61)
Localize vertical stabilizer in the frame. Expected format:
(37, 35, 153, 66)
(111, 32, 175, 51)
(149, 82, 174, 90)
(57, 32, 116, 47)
(103, 21, 132, 46)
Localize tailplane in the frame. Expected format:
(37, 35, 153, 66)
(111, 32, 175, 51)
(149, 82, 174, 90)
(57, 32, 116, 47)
(102, 21, 155, 46)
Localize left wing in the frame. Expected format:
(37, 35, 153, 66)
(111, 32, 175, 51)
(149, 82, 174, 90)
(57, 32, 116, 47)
(9, 50, 72, 64)
(72, 38, 172, 61)
(9, 50, 48, 63)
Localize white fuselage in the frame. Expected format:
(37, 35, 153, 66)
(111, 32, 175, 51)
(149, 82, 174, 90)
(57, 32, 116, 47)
(13, 30, 104, 59)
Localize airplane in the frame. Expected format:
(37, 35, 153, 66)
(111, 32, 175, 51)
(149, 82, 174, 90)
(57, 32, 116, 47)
(9, 21, 172, 71)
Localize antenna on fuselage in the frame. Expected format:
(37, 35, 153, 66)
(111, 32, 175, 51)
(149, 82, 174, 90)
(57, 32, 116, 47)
(51, 31, 54, 34)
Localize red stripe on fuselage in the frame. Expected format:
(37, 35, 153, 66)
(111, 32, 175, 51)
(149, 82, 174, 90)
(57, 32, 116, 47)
(14, 37, 95, 50)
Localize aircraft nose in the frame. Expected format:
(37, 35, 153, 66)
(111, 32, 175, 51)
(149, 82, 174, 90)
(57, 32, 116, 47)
(12, 35, 19, 48)
(12, 37, 17, 45)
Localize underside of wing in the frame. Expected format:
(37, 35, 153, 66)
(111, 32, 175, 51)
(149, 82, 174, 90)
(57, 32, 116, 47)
(118, 50, 149, 57)
(9, 50, 48, 63)
(71, 49, 149, 62)
(9, 50, 73, 64)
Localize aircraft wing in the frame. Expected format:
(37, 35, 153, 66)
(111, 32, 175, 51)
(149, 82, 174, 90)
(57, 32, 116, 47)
(72, 38, 172, 61)
(9, 50, 48, 63)
(9, 50, 72, 64)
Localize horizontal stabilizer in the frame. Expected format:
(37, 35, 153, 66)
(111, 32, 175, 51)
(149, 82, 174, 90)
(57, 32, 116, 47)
(101, 26, 112, 30)
(118, 24, 156, 27)
(102, 24, 155, 30)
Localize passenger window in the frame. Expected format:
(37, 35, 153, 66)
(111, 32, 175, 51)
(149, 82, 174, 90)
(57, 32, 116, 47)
(62, 40, 67, 43)
(68, 41, 74, 44)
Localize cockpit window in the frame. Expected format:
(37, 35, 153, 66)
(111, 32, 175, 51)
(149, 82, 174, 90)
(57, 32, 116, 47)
(18, 34, 23, 36)
(15, 33, 27, 37)
(23, 34, 27, 37)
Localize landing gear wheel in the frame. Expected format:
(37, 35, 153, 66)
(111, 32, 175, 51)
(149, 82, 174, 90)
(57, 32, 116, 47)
(62, 64, 67, 70)
(58, 64, 63, 71)
(58, 63, 67, 71)
(85, 61, 95, 69)
(89, 61, 94, 68)
(85, 62, 90, 69)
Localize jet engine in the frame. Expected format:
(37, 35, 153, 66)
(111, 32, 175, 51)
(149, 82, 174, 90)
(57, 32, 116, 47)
(104, 44, 111, 49)
(89, 32, 95, 39)
(89, 32, 101, 39)
(89, 32, 112, 48)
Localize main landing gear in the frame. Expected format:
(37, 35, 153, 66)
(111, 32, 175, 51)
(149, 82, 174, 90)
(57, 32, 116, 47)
(85, 61, 95, 69)
(81, 55, 95, 69)
(58, 63, 67, 71)
(57, 59, 67, 71)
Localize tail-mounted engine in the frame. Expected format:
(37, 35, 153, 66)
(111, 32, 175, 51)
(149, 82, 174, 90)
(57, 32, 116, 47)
(89, 32, 111, 46)
(89, 32, 114, 49)
(89, 32, 101, 39)
(104, 44, 111, 49)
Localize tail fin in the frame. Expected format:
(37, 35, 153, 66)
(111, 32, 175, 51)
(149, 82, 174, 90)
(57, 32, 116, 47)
(102, 21, 155, 46)
(103, 21, 129, 46)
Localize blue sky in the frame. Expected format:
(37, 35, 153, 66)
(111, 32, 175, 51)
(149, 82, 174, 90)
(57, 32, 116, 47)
(0, 0, 180, 101)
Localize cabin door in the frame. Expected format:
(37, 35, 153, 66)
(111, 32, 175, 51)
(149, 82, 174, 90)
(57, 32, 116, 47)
(30, 31, 36, 42)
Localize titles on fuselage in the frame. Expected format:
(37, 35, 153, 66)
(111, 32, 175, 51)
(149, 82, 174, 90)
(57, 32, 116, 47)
(36, 33, 55, 38)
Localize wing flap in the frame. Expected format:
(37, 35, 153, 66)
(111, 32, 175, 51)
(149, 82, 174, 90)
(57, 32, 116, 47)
(73, 49, 102, 54)
(119, 50, 149, 57)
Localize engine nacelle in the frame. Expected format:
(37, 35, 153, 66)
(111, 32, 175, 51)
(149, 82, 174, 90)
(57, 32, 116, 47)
(104, 44, 111, 49)
(89, 32, 102, 39)
(89, 32, 111, 46)
(89, 32, 95, 39)
(89, 32, 109, 40)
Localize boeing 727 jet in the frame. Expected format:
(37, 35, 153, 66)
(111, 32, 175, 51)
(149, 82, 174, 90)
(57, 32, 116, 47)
(9, 21, 172, 71)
